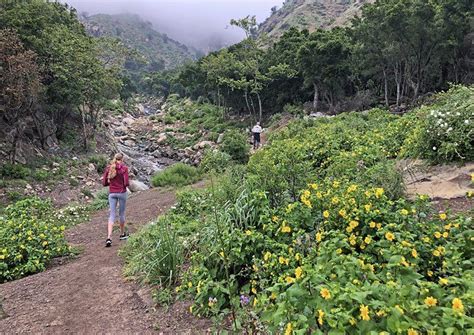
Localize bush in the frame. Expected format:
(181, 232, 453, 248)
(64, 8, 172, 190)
(0, 197, 69, 282)
(33, 169, 50, 182)
(221, 129, 249, 164)
(151, 163, 200, 188)
(283, 103, 304, 117)
(88, 155, 108, 174)
(0, 163, 30, 179)
(199, 150, 232, 174)
(121, 217, 183, 286)
(401, 85, 474, 163)
(89, 188, 109, 210)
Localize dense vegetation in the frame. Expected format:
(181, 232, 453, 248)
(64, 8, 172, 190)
(152, 0, 472, 122)
(258, 0, 372, 39)
(123, 86, 473, 333)
(0, 0, 127, 158)
(81, 13, 199, 72)
(0, 198, 88, 282)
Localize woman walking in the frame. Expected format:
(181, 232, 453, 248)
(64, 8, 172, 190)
(102, 153, 130, 247)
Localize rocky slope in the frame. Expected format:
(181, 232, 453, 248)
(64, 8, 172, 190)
(259, 0, 374, 39)
(81, 13, 198, 70)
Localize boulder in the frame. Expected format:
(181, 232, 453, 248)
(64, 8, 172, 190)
(122, 117, 135, 126)
(128, 180, 149, 192)
(193, 141, 214, 150)
(156, 133, 167, 144)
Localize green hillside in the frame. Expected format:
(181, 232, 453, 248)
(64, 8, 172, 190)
(259, 0, 374, 39)
(81, 13, 198, 70)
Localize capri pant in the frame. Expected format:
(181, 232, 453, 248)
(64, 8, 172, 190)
(109, 192, 127, 224)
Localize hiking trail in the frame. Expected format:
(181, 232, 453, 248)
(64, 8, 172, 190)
(0, 188, 211, 335)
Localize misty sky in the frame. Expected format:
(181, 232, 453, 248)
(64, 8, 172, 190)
(66, 0, 283, 50)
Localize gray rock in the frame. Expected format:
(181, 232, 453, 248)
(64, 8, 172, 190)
(217, 133, 224, 144)
(128, 180, 149, 192)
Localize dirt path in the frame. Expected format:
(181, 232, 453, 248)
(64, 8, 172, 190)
(0, 188, 210, 335)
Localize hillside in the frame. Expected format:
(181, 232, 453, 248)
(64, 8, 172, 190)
(81, 13, 198, 70)
(259, 0, 374, 39)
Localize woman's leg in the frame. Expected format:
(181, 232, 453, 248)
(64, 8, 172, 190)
(108, 194, 118, 239)
(118, 192, 127, 235)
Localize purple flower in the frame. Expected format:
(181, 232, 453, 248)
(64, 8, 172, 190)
(240, 294, 250, 306)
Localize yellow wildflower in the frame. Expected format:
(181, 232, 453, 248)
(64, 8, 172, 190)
(317, 309, 324, 326)
(187, 282, 193, 288)
(432, 250, 441, 257)
(281, 225, 292, 233)
(442, 232, 449, 238)
(427, 270, 433, 277)
(452, 298, 464, 313)
(295, 267, 303, 279)
(331, 197, 339, 205)
(364, 236, 372, 244)
(376, 310, 386, 317)
(295, 253, 301, 261)
(279, 256, 288, 265)
(369, 221, 376, 228)
(400, 209, 409, 216)
(395, 305, 404, 314)
(336, 248, 342, 254)
(245, 230, 252, 236)
(375, 188, 384, 198)
(251, 287, 257, 294)
(408, 329, 419, 335)
(434, 231, 442, 239)
(411, 249, 418, 258)
(309, 183, 318, 190)
(285, 276, 295, 284)
(347, 184, 357, 192)
(270, 292, 277, 300)
(339, 209, 347, 218)
(424, 296, 437, 307)
(316, 232, 322, 242)
(359, 304, 370, 321)
(439, 213, 447, 220)
(320, 288, 331, 300)
(439, 278, 448, 285)
(272, 216, 279, 222)
(385, 232, 395, 241)
(323, 210, 330, 218)
(264, 251, 272, 261)
(349, 234, 357, 246)
(364, 204, 372, 212)
(349, 317, 357, 326)
(284, 322, 293, 335)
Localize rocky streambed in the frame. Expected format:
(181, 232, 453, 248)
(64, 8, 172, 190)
(103, 103, 218, 185)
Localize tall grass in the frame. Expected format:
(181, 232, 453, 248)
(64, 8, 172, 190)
(151, 163, 200, 187)
(120, 217, 183, 286)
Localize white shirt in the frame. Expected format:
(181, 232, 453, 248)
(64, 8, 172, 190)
(252, 125, 263, 133)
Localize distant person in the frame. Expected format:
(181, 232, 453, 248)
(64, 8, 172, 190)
(102, 153, 130, 247)
(252, 122, 263, 150)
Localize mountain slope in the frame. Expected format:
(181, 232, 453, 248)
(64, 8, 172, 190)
(81, 13, 198, 70)
(259, 0, 374, 39)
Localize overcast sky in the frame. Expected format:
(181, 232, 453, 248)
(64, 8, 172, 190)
(66, 0, 283, 50)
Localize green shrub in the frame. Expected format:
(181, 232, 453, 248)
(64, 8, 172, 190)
(151, 163, 200, 187)
(221, 129, 250, 164)
(33, 169, 50, 181)
(89, 188, 109, 210)
(121, 217, 183, 286)
(0, 197, 69, 282)
(0, 163, 30, 179)
(199, 150, 232, 173)
(283, 103, 304, 116)
(88, 155, 108, 174)
(401, 85, 474, 163)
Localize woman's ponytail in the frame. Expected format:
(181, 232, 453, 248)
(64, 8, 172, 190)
(108, 153, 123, 181)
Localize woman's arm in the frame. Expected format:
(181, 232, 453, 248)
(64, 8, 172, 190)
(123, 167, 130, 188)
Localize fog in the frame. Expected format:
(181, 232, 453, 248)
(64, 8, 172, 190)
(66, 0, 283, 51)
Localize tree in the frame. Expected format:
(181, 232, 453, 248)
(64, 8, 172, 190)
(0, 29, 41, 162)
(298, 28, 351, 113)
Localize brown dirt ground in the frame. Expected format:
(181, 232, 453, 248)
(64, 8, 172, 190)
(0, 187, 212, 335)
